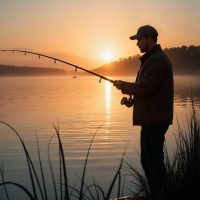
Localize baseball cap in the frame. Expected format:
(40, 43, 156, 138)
(130, 25, 158, 40)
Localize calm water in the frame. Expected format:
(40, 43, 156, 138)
(0, 76, 200, 199)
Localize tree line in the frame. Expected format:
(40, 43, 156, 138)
(164, 45, 199, 75)
(92, 45, 200, 76)
(0, 65, 67, 76)
(0, 45, 199, 76)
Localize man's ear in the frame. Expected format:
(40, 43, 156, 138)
(147, 36, 152, 43)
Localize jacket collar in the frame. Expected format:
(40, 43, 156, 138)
(139, 44, 162, 65)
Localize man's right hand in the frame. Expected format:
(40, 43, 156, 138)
(113, 80, 123, 90)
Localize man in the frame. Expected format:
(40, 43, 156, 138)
(113, 25, 174, 197)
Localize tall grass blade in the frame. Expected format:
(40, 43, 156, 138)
(0, 163, 10, 200)
(48, 135, 58, 200)
(53, 123, 69, 200)
(83, 184, 106, 200)
(69, 180, 78, 199)
(76, 174, 95, 200)
(0, 182, 34, 200)
(117, 171, 121, 199)
(121, 173, 126, 198)
(79, 126, 100, 200)
(36, 131, 48, 200)
(0, 121, 38, 199)
(91, 172, 101, 200)
(59, 147, 63, 200)
(105, 146, 127, 200)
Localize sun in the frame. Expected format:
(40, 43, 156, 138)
(104, 52, 112, 63)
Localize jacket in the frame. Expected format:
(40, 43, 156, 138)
(121, 44, 174, 126)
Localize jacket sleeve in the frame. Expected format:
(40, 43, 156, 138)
(121, 58, 166, 96)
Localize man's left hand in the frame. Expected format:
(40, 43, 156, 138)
(113, 80, 123, 90)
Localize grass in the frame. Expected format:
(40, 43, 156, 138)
(0, 100, 199, 200)
(0, 122, 126, 200)
(125, 99, 200, 200)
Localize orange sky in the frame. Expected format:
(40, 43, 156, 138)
(0, 0, 199, 69)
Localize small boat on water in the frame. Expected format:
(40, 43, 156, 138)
(72, 76, 77, 78)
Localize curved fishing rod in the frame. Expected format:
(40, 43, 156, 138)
(0, 49, 114, 83)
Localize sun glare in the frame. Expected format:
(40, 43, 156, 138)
(104, 52, 112, 63)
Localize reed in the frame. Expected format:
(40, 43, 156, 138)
(0, 122, 126, 200)
(1, 102, 198, 200)
(125, 100, 200, 200)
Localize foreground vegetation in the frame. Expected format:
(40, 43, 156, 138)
(0, 100, 199, 200)
(126, 100, 200, 200)
(0, 123, 126, 200)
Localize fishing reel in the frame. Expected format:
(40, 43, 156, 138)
(121, 95, 134, 107)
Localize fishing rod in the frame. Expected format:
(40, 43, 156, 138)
(0, 49, 114, 83)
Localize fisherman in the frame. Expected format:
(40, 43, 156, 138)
(113, 25, 174, 198)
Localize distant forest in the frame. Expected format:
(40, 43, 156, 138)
(0, 65, 67, 76)
(92, 45, 200, 76)
(0, 45, 199, 77)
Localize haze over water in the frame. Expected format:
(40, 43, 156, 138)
(0, 75, 200, 199)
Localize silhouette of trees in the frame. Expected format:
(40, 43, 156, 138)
(1, 45, 199, 77)
(0, 65, 67, 76)
(93, 54, 140, 76)
(93, 45, 200, 76)
(164, 45, 200, 75)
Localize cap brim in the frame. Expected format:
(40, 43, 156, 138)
(129, 35, 142, 40)
(129, 34, 141, 40)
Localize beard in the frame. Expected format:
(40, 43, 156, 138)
(139, 43, 150, 53)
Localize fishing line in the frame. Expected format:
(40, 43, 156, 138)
(0, 50, 114, 83)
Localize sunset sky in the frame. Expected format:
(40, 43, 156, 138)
(0, 0, 199, 69)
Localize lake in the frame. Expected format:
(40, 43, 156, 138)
(0, 75, 200, 200)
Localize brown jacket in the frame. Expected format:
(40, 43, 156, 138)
(121, 45, 174, 126)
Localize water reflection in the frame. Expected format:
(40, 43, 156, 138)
(105, 80, 111, 121)
(104, 80, 112, 143)
(0, 76, 200, 200)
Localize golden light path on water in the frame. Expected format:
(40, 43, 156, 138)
(104, 78, 112, 143)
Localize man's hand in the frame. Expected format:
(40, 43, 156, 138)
(113, 80, 123, 90)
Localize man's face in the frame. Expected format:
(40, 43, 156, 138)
(136, 36, 150, 53)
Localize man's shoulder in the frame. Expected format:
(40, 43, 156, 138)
(149, 50, 171, 66)
(150, 49, 166, 58)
